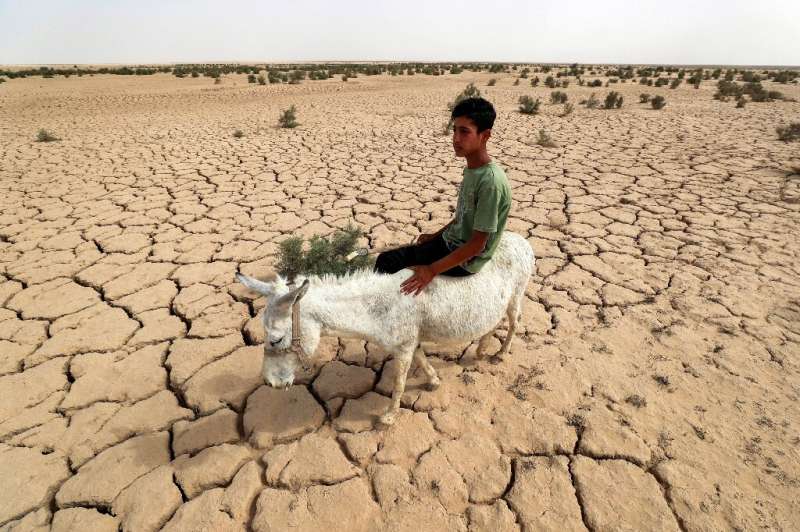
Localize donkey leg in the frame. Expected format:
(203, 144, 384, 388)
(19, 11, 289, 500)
(414, 347, 440, 391)
(497, 296, 522, 357)
(379, 348, 413, 426)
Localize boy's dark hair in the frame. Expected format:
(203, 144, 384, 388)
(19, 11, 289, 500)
(451, 97, 496, 132)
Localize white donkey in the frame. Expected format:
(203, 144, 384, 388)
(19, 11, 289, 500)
(236, 231, 534, 425)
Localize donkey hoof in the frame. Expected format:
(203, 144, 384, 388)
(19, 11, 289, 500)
(424, 377, 441, 391)
(378, 411, 398, 427)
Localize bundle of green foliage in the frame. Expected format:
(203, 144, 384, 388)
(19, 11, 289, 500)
(777, 122, 800, 142)
(651, 95, 666, 109)
(36, 129, 59, 142)
(276, 225, 373, 281)
(279, 106, 299, 128)
(639, 93, 651, 103)
(550, 91, 568, 104)
(604, 91, 623, 109)
(518, 95, 541, 115)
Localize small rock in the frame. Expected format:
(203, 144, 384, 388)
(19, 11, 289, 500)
(312, 360, 375, 401)
(172, 408, 240, 456)
(174, 443, 252, 498)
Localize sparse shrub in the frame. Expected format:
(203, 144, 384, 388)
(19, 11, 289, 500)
(535, 129, 558, 148)
(736, 97, 746, 108)
(257, 73, 266, 85)
(518, 95, 541, 115)
(560, 103, 574, 116)
(550, 90, 568, 104)
(670, 78, 681, 89)
(625, 394, 647, 408)
(247, 74, 256, 83)
(35, 129, 59, 142)
(777, 122, 800, 141)
(588, 79, 602, 87)
(513, 78, 520, 86)
(604, 91, 623, 109)
(232, 129, 244, 138)
(544, 75, 556, 88)
(487, 78, 496, 86)
(214, 77, 222, 85)
(651, 95, 666, 109)
(584, 94, 599, 109)
(278, 105, 299, 128)
(639, 93, 651, 103)
(530, 76, 540, 87)
(342, 75, 348, 82)
(190, 71, 199, 78)
(1, 77, 6, 84)
(276, 225, 372, 281)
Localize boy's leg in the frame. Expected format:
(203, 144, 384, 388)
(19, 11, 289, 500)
(374, 237, 446, 274)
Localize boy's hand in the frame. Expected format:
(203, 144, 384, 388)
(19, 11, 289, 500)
(401, 265, 435, 296)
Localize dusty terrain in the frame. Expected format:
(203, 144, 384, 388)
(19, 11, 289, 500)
(1, 70, 799, 531)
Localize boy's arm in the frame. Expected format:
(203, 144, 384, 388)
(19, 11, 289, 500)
(401, 230, 489, 296)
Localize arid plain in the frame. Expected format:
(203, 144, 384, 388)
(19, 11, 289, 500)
(1, 69, 799, 531)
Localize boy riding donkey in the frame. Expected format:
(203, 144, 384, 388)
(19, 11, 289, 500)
(375, 97, 512, 295)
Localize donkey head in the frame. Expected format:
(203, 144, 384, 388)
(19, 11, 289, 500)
(235, 273, 313, 389)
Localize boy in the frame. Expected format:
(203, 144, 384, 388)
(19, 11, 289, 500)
(374, 97, 512, 296)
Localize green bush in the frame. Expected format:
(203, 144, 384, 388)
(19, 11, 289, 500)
(513, 78, 520, 86)
(550, 91, 568, 104)
(487, 78, 497, 86)
(544, 76, 556, 88)
(276, 225, 372, 281)
(651, 95, 666, 109)
(518, 95, 541, 115)
(639, 93, 651, 103)
(247, 74, 256, 83)
(279, 105, 299, 128)
(670, 79, 681, 89)
(36, 129, 59, 142)
(445, 83, 482, 132)
(777, 122, 800, 141)
(604, 91, 623, 109)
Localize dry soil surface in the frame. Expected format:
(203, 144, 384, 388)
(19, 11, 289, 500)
(1, 72, 799, 531)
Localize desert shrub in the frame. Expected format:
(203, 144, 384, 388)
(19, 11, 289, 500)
(518, 95, 541, 115)
(639, 93, 651, 103)
(670, 79, 681, 89)
(277, 225, 372, 281)
(450, 65, 463, 74)
(257, 73, 266, 85)
(604, 91, 623, 109)
(584, 94, 599, 109)
(714, 80, 742, 99)
(544, 76, 556, 88)
(247, 74, 256, 83)
(513, 78, 520, 86)
(278, 105, 299, 128)
(588, 79, 602, 87)
(35, 129, 59, 142)
(487, 78, 497, 86)
(550, 91, 568, 104)
(0, 77, 5, 84)
(530, 76, 540, 87)
(232, 129, 244, 138)
(214, 77, 222, 85)
(655, 77, 669, 87)
(191, 71, 199, 78)
(777, 122, 800, 141)
(736, 97, 747, 108)
(651, 95, 666, 109)
(342, 74, 348, 81)
(560, 103, 574, 116)
(561, 80, 570, 88)
(535, 129, 558, 148)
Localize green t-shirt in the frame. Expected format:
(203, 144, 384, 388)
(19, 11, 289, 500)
(442, 161, 511, 273)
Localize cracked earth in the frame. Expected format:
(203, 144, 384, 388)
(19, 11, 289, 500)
(1, 72, 799, 531)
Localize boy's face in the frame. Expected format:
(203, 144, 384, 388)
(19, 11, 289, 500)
(452, 116, 490, 157)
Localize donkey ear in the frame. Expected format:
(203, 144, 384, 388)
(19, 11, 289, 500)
(276, 279, 310, 308)
(235, 273, 276, 297)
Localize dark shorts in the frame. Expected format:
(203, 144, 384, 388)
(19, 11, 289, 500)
(373, 234, 474, 277)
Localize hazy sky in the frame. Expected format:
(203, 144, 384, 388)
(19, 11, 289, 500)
(2, 0, 798, 66)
